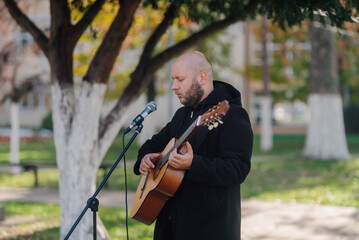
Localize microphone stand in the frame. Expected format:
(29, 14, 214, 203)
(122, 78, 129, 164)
(64, 124, 143, 240)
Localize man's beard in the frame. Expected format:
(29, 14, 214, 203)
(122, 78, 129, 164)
(182, 79, 204, 108)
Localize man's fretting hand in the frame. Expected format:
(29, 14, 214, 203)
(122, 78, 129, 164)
(168, 141, 193, 170)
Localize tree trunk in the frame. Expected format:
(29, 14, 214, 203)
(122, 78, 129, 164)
(243, 21, 252, 118)
(303, 17, 350, 160)
(10, 101, 21, 174)
(260, 96, 273, 151)
(304, 94, 349, 159)
(260, 15, 273, 151)
(52, 82, 110, 240)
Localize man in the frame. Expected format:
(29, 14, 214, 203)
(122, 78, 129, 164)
(134, 51, 253, 240)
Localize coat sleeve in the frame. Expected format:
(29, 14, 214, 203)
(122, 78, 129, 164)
(184, 106, 253, 187)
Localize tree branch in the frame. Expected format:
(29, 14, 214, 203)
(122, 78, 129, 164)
(50, 0, 71, 31)
(151, 0, 260, 69)
(140, 2, 179, 61)
(71, 0, 107, 45)
(85, 0, 141, 84)
(1, 75, 41, 104)
(151, 15, 241, 71)
(4, 0, 49, 57)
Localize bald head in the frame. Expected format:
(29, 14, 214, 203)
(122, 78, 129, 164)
(173, 51, 213, 82)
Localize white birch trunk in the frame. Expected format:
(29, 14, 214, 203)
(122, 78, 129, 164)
(260, 96, 273, 151)
(303, 94, 350, 160)
(10, 101, 21, 175)
(52, 82, 110, 240)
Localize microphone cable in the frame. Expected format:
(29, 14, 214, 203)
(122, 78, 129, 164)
(122, 132, 130, 240)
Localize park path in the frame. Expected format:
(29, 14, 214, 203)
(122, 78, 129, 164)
(1, 187, 359, 239)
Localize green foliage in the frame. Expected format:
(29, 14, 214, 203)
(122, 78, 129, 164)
(40, 112, 53, 131)
(338, 30, 359, 104)
(264, 0, 354, 29)
(171, 0, 356, 29)
(105, 70, 132, 100)
(196, 30, 234, 80)
(143, 0, 358, 29)
(344, 104, 359, 133)
(242, 65, 262, 81)
(243, 21, 311, 102)
(180, 0, 246, 25)
(270, 58, 290, 84)
(246, 19, 359, 104)
(70, 0, 96, 13)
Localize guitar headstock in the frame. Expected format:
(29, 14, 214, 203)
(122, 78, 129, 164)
(198, 100, 230, 130)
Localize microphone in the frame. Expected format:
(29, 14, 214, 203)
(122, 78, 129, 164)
(124, 101, 157, 134)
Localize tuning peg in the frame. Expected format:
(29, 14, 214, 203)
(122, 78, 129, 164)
(208, 124, 214, 130)
(215, 118, 223, 124)
(213, 122, 219, 128)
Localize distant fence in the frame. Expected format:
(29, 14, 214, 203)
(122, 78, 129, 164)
(252, 125, 307, 134)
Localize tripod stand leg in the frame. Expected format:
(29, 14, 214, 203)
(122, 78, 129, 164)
(88, 197, 99, 240)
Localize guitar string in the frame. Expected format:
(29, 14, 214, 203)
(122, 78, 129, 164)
(159, 119, 198, 168)
(159, 102, 214, 169)
(173, 100, 211, 152)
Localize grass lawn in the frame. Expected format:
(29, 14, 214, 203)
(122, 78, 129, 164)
(243, 156, 359, 207)
(0, 134, 359, 239)
(252, 134, 359, 155)
(0, 202, 153, 240)
(0, 135, 140, 165)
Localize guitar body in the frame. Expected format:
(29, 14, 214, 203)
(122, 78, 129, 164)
(130, 138, 185, 225)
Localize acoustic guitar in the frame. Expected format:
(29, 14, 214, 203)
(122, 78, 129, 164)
(130, 100, 230, 225)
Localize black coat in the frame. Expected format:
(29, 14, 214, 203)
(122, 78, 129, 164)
(134, 81, 253, 240)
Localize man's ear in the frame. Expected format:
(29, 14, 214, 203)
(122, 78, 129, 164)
(199, 71, 207, 86)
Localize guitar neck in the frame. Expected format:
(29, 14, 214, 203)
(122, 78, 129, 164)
(160, 116, 201, 168)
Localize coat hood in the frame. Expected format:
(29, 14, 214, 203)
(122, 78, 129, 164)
(191, 80, 242, 113)
(211, 80, 242, 106)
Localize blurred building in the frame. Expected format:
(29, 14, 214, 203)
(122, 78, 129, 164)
(0, 0, 51, 128)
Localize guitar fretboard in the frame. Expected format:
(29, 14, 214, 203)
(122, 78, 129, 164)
(159, 116, 201, 169)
